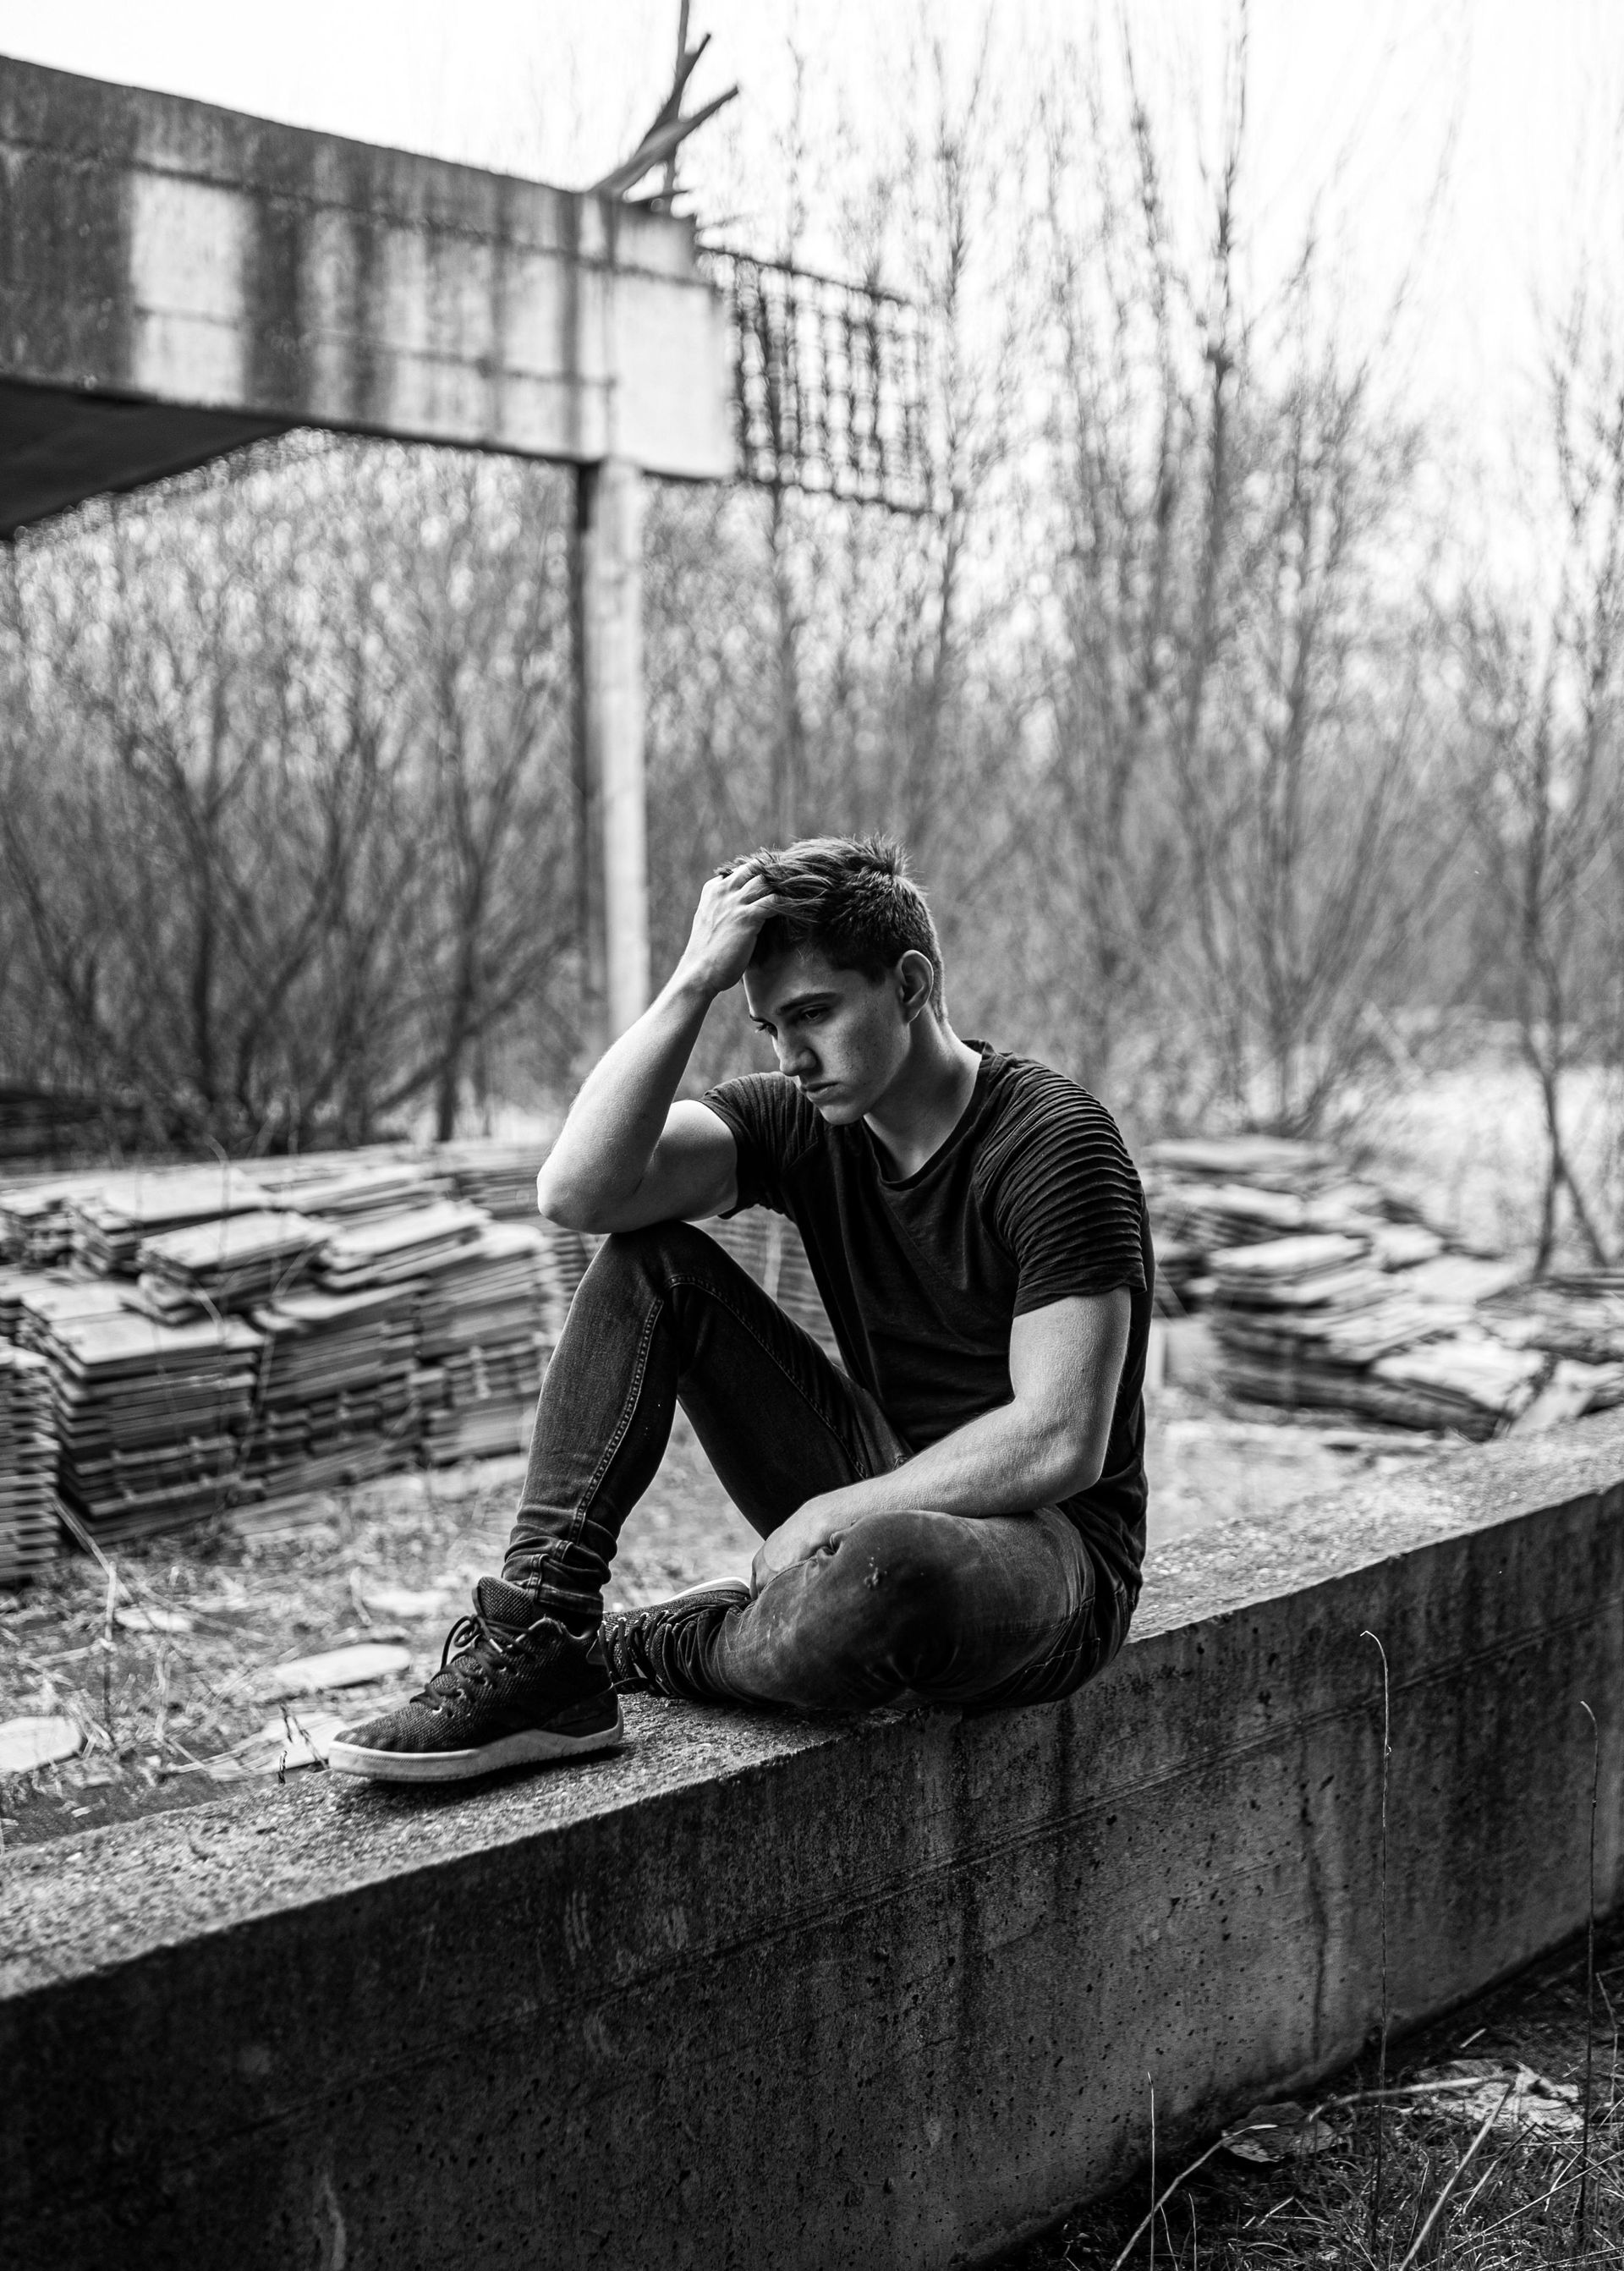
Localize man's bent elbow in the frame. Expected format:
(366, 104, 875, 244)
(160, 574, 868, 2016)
(1042, 1429, 1106, 1501)
(535, 1165, 597, 1231)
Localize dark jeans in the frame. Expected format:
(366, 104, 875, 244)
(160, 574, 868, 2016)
(504, 1221, 1125, 1713)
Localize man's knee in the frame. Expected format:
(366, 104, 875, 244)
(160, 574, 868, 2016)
(821, 1508, 968, 1642)
(589, 1218, 719, 1285)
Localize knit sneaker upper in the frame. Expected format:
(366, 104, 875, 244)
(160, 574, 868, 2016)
(338, 1577, 615, 1756)
(601, 1581, 750, 1698)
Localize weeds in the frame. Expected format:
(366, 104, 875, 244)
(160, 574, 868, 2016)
(1012, 1925, 1624, 2270)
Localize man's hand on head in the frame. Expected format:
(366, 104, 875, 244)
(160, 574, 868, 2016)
(675, 862, 787, 1001)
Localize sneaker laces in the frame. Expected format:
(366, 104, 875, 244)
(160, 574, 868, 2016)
(414, 1600, 525, 1710)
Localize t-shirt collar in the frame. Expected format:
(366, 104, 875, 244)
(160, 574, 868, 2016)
(864, 1040, 994, 1189)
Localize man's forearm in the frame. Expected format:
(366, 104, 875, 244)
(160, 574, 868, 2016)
(830, 1401, 1098, 1524)
(540, 861, 788, 1221)
(750, 1397, 1100, 1590)
(537, 969, 714, 1218)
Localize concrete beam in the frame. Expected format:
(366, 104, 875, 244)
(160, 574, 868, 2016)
(4, 1415, 1623, 2268)
(0, 55, 734, 535)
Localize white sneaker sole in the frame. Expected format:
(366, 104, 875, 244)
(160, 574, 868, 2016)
(326, 1704, 625, 1785)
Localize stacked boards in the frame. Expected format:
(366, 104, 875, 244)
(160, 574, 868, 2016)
(65, 1167, 274, 1275)
(415, 1223, 554, 1464)
(0, 1173, 109, 1268)
(1142, 1136, 1446, 1313)
(315, 1201, 487, 1292)
(242, 1284, 420, 1503)
(31, 1307, 262, 1545)
(435, 1141, 554, 1222)
(134, 1211, 332, 1323)
(0, 1149, 562, 1559)
(1209, 1234, 1544, 1439)
(1141, 1132, 1568, 1435)
(0, 1343, 55, 1579)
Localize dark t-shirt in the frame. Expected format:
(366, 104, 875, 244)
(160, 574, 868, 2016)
(701, 1042, 1154, 1599)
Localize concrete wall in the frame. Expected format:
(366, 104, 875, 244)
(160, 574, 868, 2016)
(0, 54, 734, 531)
(3, 1414, 1622, 2271)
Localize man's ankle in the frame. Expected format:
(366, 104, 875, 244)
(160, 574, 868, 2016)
(498, 1569, 599, 1637)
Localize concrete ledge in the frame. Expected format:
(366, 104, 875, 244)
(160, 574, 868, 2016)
(4, 1415, 1623, 2269)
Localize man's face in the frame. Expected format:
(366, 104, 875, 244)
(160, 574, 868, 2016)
(741, 946, 912, 1122)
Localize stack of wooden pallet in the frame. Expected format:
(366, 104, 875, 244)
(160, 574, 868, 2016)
(1141, 1135, 1446, 1311)
(30, 1305, 263, 1544)
(65, 1166, 273, 1275)
(436, 1141, 557, 1222)
(1477, 1275, 1624, 1431)
(414, 1223, 554, 1465)
(1210, 1232, 1546, 1437)
(134, 1211, 332, 1323)
(0, 1342, 56, 1580)
(238, 1281, 422, 1505)
(0, 1174, 108, 1267)
(314, 1201, 488, 1292)
(273, 1159, 454, 1224)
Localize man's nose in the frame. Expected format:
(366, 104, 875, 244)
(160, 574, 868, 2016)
(778, 1037, 817, 1077)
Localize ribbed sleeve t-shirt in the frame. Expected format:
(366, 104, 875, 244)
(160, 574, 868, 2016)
(701, 1041, 1155, 1599)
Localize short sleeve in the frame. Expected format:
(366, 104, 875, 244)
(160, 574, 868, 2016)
(990, 1093, 1149, 1315)
(700, 1074, 820, 1217)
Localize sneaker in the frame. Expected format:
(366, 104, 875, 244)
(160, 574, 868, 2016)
(326, 1577, 623, 1784)
(601, 1579, 751, 1698)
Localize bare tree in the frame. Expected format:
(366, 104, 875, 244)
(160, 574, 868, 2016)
(0, 439, 580, 1151)
(1027, 41, 1199, 1105)
(381, 455, 578, 1138)
(1451, 304, 1624, 1268)
(1182, 308, 1451, 1132)
(1030, 23, 1449, 1133)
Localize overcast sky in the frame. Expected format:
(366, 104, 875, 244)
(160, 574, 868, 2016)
(6, 2, 1622, 469)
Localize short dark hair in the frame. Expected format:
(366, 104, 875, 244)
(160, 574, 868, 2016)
(734, 834, 946, 1014)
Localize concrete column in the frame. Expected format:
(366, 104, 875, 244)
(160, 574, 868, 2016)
(574, 458, 650, 1049)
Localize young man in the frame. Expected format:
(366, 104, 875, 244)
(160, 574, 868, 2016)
(330, 837, 1153, 1783)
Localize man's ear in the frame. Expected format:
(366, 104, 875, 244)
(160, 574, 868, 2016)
(897, 950, 935, 1023)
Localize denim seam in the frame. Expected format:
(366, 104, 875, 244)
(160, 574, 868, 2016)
(561, 1292, 666, 1547)
(667, 1270, 875, 1482)
(1015, 1628, 1094, 1676)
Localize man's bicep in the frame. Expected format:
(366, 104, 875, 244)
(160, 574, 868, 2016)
(652, 1101, 741, 1221)
(1009, 1291, 1132, 1469)
(597, 1101, 738, 1229)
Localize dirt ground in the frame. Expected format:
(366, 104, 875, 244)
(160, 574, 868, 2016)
(0, 1376, 1440, 1849)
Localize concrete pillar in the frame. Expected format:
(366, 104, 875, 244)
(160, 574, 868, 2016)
(575, 458, 650, 1049)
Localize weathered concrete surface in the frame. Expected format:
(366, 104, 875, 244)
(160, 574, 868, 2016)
(0, 54, 733, 533)
(3, 1415, 1622, 2270)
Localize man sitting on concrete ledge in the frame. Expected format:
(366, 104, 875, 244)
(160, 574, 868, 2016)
(330, 836, 1154, 1782)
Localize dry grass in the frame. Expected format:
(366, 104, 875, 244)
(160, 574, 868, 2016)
(997, 1923, 1624, 2270)
(0, 1417, 758, 1847)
